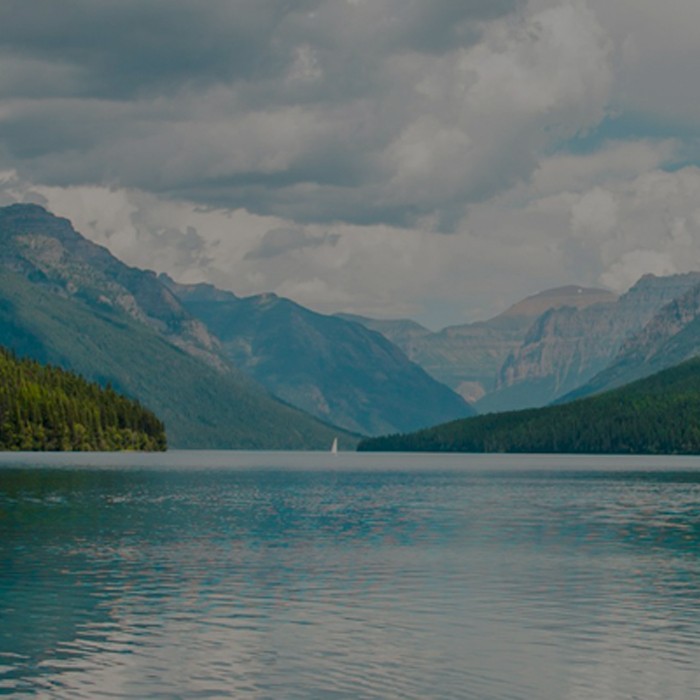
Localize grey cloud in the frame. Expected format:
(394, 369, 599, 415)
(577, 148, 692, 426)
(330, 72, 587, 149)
(134, 222, 215, 277)
(0, 1, 318, 97)
(245, 226, 340, 260)
(2, 0, 606, 229)
(387, 0, 524, 53)
(0, 1, 514, 98)
(0, 170, 49, 207)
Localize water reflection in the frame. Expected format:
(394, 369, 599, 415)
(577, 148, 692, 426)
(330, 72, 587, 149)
(1, 456, 700, 698)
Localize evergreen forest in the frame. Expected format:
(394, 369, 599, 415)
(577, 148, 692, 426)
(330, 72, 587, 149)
(359, 356, 700, 455)
(0, 347, 166, 451)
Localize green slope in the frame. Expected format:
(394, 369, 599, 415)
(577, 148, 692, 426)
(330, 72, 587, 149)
(0, 346, 166, 451)
(0, 271, 356, 449)
(165, 279, 473, 436)
(359, 357, 700, 454)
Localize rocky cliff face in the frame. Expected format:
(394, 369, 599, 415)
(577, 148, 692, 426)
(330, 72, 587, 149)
(342, 286, 615, 404)
(568, 281, 700, 400)
(482, 273, 700, 412)
(0, 204, 228, 371)
(166, 277, 474, 436)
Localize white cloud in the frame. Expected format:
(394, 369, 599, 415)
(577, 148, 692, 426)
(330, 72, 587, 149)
(599, 250, 676, 292)
(571, 188, 619, 236)
(4, 2, 700, 328)
(531, 140, 678, 195)
(3, 151, 700, 328)
(588, 0, 700, 126)
(0, 0, 613, 228)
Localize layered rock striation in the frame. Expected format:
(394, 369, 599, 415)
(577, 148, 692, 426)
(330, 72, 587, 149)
(482, 273, 700, 412)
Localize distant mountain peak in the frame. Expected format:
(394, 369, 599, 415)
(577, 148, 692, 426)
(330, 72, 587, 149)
(495, 285, 617, 320)
(483, 271, 700, 413)
(159, 274, 238, 303)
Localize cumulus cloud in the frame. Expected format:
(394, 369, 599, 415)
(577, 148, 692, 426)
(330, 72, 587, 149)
(2, 1, 700, 327)
(589, 0, 700, 127)
(245, 227, 340, 260)
(0, 0, 612, 227)
(5, 149, 700, 327)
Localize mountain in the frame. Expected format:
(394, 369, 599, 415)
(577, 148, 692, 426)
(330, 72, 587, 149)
(359, 356, 700, 455)
(478, 273, 700, 413)
(340, 286, 615, 404)
(0, 346, 166, 451)
(163, 277, 474, 436)
(497, 285, 617, 318)
(566, 281, 700, 401)
(335, 314, 434, 356)
(0, 204, 355, 449)
(0, 203, 228, 371)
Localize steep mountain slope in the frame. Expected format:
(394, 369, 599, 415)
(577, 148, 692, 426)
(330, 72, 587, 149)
(164, 278, 474, 436)
(0, 204, 356, 449)
(567, 281, 700, 401)
(0, 204, 227, 370)
(341, 286, 615, 403)
(359, 356, 700, 455)
(479, 273, 700, 413)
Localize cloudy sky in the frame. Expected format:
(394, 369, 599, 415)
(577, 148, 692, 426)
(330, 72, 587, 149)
(2, 0, 700, 328)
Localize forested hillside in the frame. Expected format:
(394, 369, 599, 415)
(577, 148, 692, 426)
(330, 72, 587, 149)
(359, 357, 700, 455)
(0, 347, 166, 451)
(0, 205, 357, 449)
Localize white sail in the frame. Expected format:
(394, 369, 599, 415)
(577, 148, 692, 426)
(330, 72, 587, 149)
(331, 437, 338, 454)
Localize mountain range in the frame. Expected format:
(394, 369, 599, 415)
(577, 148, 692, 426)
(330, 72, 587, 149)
(340, 285, 617, 406)
(5, 202, 700, 452)
(347, 275, 700, 415)
(161, 277, 473, 436)
(482, 272, 700, 412)
(0, 204, 353, 449)
(565, 279, 700, 402)
(0, 203, 471, 446)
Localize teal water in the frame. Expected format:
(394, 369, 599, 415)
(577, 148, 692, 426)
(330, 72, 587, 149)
(1, 452, 700, 699)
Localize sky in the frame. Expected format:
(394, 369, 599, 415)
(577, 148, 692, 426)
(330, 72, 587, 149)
(2, 0, 700, 329)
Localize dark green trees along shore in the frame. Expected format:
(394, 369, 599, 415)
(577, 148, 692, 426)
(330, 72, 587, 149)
(0, 347, 166, 451)
(359, 357, 700, 455)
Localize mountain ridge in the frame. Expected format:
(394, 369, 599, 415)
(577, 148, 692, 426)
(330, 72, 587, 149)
(337, 285, 615, 404)
(163, 275, 474, 436)
(478, 272, 700, 413)
(563, 280, 700, 402)
(0, 204, 357, 449)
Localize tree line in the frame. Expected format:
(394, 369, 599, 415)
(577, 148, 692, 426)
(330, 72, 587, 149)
(0, 347, 166, 451)
(359, 357, 700, 455)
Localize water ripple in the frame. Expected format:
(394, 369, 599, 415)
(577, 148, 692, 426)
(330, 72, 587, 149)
(1, 456, 700, 698)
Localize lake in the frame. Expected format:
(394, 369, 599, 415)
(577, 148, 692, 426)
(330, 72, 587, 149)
(1, 451, 699, 699)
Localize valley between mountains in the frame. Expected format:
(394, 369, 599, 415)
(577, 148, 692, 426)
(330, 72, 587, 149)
(4, 202, 700, 452)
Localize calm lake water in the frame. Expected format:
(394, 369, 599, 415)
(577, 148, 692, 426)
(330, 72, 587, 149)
(1, 451, 700, 699)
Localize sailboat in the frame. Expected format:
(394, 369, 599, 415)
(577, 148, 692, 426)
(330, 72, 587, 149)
(331, 437, 338, 454)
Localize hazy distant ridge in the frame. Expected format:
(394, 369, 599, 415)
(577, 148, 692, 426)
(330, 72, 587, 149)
(477, 274, 700, 412)
(341, 285, 616, 406)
